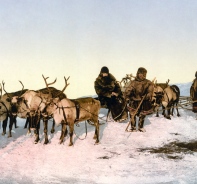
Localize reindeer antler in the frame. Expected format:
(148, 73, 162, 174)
(166, 79, 170, 85)
(61, 76, 70, 93)
(19, 80, 24, 97)
(55, 76, 70, 98)
(42, 74, 57, 96)
(2, 81, 11, 99)
(0, 83, 2, 99)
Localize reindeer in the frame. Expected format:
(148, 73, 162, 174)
(151, 80, 164, 117)
(12, 76, 67, 144)
(0, 81, 28, 137)
(161, 80, 180, 119)
(119, 74, 134, 93)
(42, 76, 100, 146)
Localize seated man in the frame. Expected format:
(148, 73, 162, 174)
(94, 66, 127, 122)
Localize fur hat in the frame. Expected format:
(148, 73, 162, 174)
(137, 67, 147, 75)
(100, 66, 109, 74)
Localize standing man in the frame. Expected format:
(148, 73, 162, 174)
(94, 66, 128, 122)
(124, 67, 153, 132)
(190, 71, 197, 117)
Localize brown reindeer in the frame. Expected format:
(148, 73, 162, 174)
(0, 81, 28, 137)
(151, 80, 164, 117)
(11, 76, 67, 144)
(42, 76, 100, 146)
(161, 79, 180, 119)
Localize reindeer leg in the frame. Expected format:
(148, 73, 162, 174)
(68, 124, 74, 146)
(176, 102, 180, 117)
(26, 118, 31, 136)
(155, 106, 159, 117)
(106, 109, 111, 122)
(59, 123, 67, 144)
(171, 104, 174, 116)
(166, 107, 171, 120)
(14, 116, 18, 128)
(59, 123, 64, 140)
(8, 115, 14, 138)
(64, 126, 68, 137)
(93, 120, 100, 144)
(156, 110, 159, 117)
(2, 117, 8, 135)
(43, 119, 49, 144)
(34, 128, 40, 144)
(24, 117, 29, 129)
(34, 118, 40, 144)
(51, 119, 55, 133)
(162, 105, 166, 117)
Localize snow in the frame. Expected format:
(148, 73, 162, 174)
(0, 82, 197, 184)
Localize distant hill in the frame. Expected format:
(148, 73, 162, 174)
(173, 82, 192, 96)
(89, 82, 192, 98)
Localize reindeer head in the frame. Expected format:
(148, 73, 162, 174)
(42, 76, 70, 118)
(0, 80, 25, 120)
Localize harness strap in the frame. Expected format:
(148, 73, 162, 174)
(62, 106, 68, 125)
(70, 100, 80, 122)
(164, 90, 170, 103)
(0, 101, 9, 113)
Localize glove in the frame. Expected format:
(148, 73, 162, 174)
(106, 85, 114, 91)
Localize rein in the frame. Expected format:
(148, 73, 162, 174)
(59, 105, 89, 141)
(73, 121, 88, 140)
(112, 101, 127, 121)
(0, 101, 9, 115)
(59, 105, 107, 122)
(163, 90, 170, 104)
(153, 99, 197, 112)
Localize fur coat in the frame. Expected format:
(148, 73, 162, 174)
(94, 73, 122, 98)
(190, 78, 197, 113)
(124, 76, 153, 113)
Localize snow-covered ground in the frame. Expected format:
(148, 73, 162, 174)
(0, 82, 197, 184)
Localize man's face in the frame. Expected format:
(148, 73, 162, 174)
(102, 73, 108, 77)
(138, 73, 146, 80)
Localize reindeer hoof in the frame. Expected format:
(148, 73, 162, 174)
(2, 132, 6, 136)
(94, 140, 99, 145)
(44, 139, 49, 144)
(8, 134, 12, 138)
(93, 135, 97, 139)
(69, 142, 73, 146)
(177, 114, 180, 117)
(51, 129, 55, 134)
(166, 116, 171, 120)
(138, 128, 146, 132)
(59, 140, 64, 144)
(34, 138, 40, 144)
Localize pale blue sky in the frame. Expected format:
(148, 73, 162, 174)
(0, 0, 197, 98)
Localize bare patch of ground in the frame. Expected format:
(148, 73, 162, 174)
(138, 140, 197, 159)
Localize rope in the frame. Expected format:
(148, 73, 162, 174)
(60, 105, 107, 122)
(73, 120, 88, 140)
(153, 100, 196, 112)
(111, 102, 127, 121)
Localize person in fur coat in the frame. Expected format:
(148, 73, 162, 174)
(94, 66, 128, 122)
(124, 67, 153, 132)
(190, 71, 197, 115)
